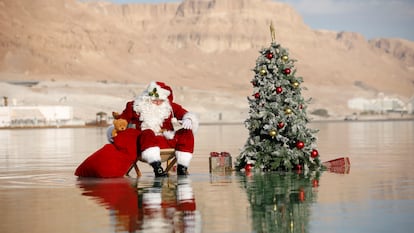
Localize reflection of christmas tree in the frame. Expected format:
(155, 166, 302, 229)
(239, 172, 320, 233)
(235, 24, 323, 172)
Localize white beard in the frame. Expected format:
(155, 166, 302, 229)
(133, 97, 172, 133)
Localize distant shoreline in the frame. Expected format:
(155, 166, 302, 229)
(1, 116, 413, 130)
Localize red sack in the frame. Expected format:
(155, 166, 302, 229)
(75, 129, 140, 178)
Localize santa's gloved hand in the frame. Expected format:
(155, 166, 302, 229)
(182, 118, 192, 130)
(163, 130, 175, 140)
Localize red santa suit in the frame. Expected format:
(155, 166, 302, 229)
(117, 81, 199, 176)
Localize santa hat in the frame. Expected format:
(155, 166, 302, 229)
(145, 81, 173, 102)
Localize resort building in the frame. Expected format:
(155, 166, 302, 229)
(408, 96, 414, 114)
(347, 93, 408, 113)
(0, 105, 76, 127)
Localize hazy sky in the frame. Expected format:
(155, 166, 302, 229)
(104, 0, 414, 41)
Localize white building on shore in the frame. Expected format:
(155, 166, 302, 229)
(348, 93, 410, 114)
(408, 96, 414, 114)
(0, 105, 81, 127)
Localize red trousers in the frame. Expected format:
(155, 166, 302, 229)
(136, 129, 194, 154)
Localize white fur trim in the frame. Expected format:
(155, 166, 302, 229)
(141, 147, 161, 164)
(183, 112, 199, 133)
(146, 81, 170, 100)
(176, 151, 192, 167)
(163, 130, 175, 140)
(171, 117, 182, 131)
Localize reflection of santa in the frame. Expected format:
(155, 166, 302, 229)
(141, 178, 169, 231)
(111, 81, 199, 177)
(141, 177, 200, 233)
(175, 177, 200, 233)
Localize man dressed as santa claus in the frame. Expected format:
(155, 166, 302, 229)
(111, 81, 199, 177)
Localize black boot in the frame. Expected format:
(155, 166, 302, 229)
(177, 164, 188, 176)
(150, 161, 167, 177)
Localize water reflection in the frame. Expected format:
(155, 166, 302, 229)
(239, 172, 321, 233)
(1, 121, 413, 233)
(77, 177, 201, 233)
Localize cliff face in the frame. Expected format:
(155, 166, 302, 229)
(0, 0, 413, 117)
(369, 38, 414, 67)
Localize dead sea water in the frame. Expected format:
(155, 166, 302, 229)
(0, 121, 413, 233)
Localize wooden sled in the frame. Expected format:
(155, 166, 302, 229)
(322, 157, 351, 174)
(126, 148, 176, 177)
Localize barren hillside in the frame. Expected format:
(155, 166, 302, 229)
(0, 0, 413, 121)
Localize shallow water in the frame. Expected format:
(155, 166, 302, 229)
(0, 121, 413, 233)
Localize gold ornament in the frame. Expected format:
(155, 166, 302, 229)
(292, 82, 299, 88)
(260, 69, 267, 76)
(285, 108, 292, 114)
(269, 130, 277, 138)
(282, 55, 288, 62)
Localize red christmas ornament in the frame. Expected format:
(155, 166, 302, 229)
(296, 141, 305, 149)
(296, 164, 302, 170)
(251, 80, 257, 87)
(283, 68, 291, 74)
(276, 86, 283, 94)
(298, 188, 305, 202)
(299, 104, 303, 109)
(254, 93, 260, 99)
(312, 179, 319, 187)
(245, 164, 253, 172)
(311, 149, 319, 158)
(266, 52, 274, 59)
(277, 122, 284, 129)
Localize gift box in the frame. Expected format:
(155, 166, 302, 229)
(209, 152, 232, 173)
(322, 157, 351, 174)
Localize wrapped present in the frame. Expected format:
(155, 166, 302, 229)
(322, 157, 351, 174)
(209, 152, 232, 173)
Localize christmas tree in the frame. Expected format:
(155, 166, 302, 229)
(235, 23, 323, 172)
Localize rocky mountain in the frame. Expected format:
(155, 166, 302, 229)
(369, 38, 414, 67)
(0, 0, 413, 121)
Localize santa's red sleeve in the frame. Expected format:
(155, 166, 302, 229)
(171, 102, 188, 119)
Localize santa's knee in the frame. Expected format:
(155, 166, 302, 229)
(175, 128, 194, 139)
(175, 130, 195, 152)
(138, 129, 157, 146)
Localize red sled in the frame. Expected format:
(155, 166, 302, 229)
(322, 157, 350, 174)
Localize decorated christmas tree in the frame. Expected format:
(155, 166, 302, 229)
(235, 23, 323, 172)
